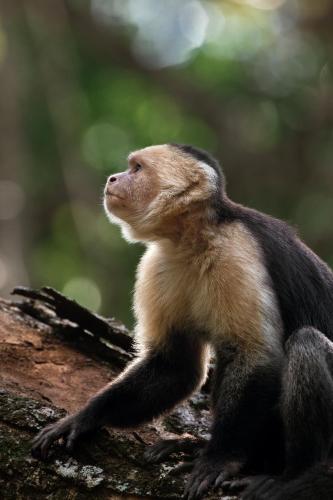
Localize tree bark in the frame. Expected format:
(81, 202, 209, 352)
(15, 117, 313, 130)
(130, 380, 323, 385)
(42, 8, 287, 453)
(0, 293, 230, 499)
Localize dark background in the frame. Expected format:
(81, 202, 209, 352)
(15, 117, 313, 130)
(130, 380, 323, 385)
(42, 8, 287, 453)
(0, 0, 332, 327)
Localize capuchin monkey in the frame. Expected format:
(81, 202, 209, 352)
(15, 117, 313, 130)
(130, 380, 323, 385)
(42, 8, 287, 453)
(32, 144, 333, 500)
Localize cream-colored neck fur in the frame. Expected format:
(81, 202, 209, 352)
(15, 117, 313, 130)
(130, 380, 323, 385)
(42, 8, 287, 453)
(152, 204, 218, 250)
(134, 219, 283, 361)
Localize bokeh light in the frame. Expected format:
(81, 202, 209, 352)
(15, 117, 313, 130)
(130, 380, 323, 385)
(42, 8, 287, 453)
(0, 0, 332, 324)
(82, 123, 130, 171)
(0, 181, 25, 220)
(63, 277, 102, 312)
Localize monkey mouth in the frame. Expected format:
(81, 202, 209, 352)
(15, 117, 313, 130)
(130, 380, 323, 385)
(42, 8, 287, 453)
(105, 190, 124, 200)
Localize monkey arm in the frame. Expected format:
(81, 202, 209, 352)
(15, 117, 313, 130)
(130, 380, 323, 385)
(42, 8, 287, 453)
(79, 332, 207, 429)
(32, 332, 208, 459)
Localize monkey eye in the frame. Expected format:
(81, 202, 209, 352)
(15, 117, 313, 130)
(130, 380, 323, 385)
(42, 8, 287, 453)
(133, 163, 142, 173)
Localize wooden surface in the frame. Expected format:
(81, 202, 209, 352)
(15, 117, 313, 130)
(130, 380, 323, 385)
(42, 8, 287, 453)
(0, 297, 231, 499)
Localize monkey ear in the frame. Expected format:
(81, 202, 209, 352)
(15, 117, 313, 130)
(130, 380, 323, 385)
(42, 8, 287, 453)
(170, 144, 223, 179)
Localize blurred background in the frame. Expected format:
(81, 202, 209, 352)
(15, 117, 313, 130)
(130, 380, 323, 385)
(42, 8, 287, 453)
(0, 0, 332, 328)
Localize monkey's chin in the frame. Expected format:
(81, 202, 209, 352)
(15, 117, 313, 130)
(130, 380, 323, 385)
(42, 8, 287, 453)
(104, 191, 124, 208)
(103, 198, 156, 243)
(104, 209, 139, 243)
(104, 191, 128, 214)
(103, 197, 126, 222)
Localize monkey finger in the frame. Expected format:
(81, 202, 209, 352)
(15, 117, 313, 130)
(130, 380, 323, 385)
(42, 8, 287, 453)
(214, 470, 227, 489)
(196, 472, 220, 498)
(32, 422, 69, 459)
(252, 477, 277, 500)
(66, 428, 80, 452)
(32, 424, 56, 446)
(241, 476, 272, 500)
(40, 438, 53, 460)
(185, 471, 207, 500)
(222, 477, 252, 493)
(31, 443, 42, 459)
(31, 431, 54, 459)
(31, 434, 46, 453)
(183, 475, 198, 499)
(170, 461, 194, 476)
(36, 431, 58, 460)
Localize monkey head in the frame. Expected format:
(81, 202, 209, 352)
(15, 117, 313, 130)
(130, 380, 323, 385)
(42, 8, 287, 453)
(104, 144, 224, 242)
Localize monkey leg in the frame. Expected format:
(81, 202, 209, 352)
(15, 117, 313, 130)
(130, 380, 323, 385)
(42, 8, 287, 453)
(183, 349, 283, 500)
(242, 326, 333, 500)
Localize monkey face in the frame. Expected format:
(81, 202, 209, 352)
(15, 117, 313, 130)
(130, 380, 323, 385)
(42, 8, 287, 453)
(103, 151, 160, 223)
(104, 144, 219, 241)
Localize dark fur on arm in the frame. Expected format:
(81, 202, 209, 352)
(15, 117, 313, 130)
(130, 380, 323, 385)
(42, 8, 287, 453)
(82, 331, 206, 429)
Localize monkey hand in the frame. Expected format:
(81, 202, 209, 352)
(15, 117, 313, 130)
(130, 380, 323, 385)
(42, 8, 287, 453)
(183, 452, 243, 500)
(31, 410, 94, 460)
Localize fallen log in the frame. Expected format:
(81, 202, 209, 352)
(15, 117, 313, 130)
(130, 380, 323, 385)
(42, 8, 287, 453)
(0, 294, 230, 499)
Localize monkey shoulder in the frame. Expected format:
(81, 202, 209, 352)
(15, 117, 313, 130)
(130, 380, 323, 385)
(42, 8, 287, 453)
(191, 221, 283, 349)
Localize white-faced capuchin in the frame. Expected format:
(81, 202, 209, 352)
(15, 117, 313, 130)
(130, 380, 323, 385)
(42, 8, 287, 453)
(32, 144, 333, 500)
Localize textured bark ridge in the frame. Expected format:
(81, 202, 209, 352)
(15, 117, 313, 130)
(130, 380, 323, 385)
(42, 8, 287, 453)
(0, 291, 233, 499)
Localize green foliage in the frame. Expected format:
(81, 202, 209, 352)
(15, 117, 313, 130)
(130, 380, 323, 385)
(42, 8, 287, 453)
(1, 0, 333, 326)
